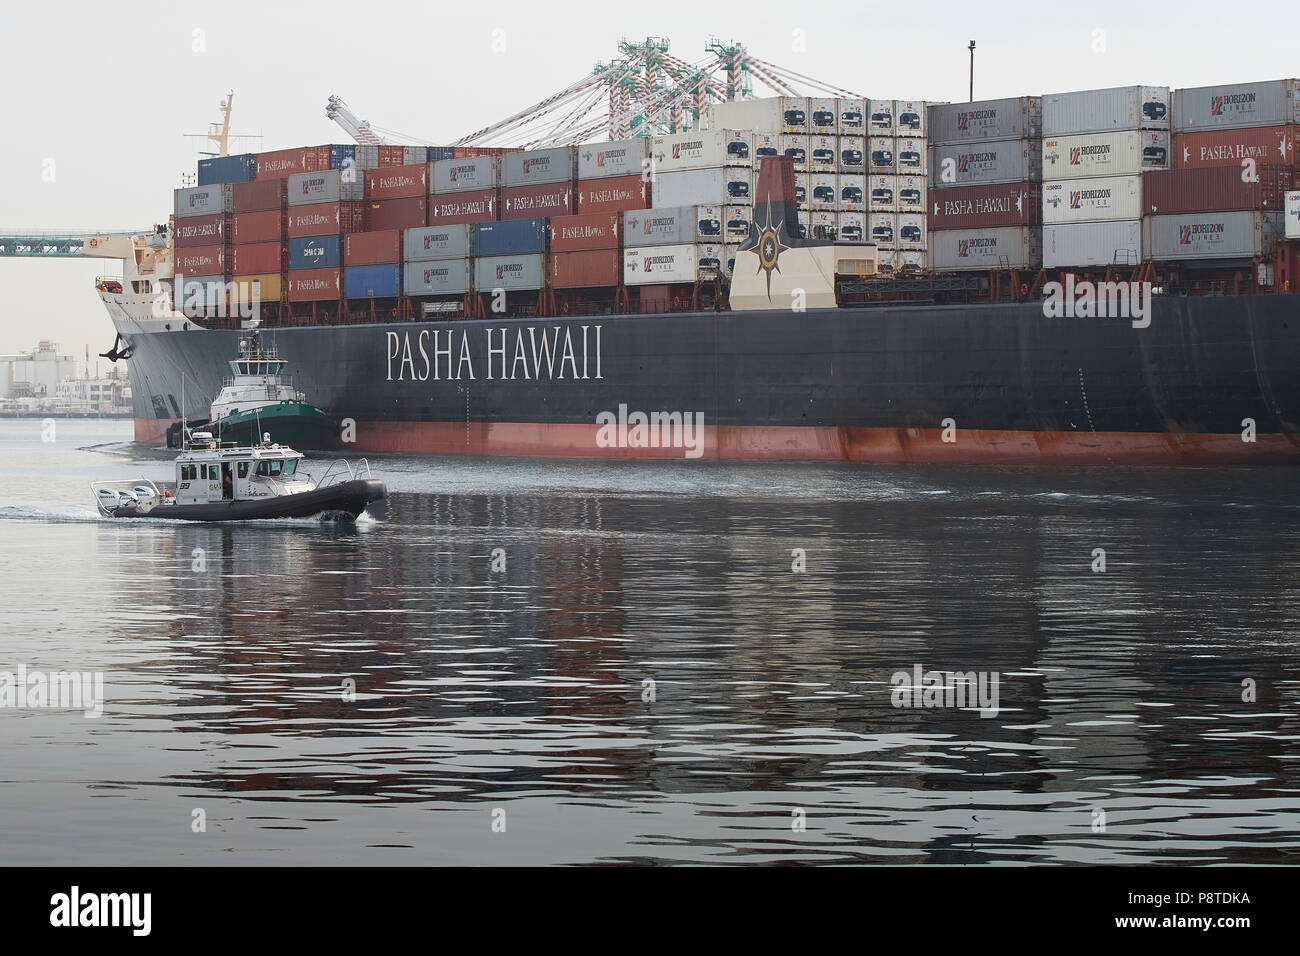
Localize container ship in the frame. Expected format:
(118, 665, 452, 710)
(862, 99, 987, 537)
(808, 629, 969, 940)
(92, 74, 1300, 464)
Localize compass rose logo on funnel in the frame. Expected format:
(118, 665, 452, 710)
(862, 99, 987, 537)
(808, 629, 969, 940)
(753, 205, 786, 299)
(739, 155, 813, 302)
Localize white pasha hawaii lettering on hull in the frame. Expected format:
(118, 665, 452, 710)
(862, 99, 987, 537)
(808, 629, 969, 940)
(386, 325, 603, 381)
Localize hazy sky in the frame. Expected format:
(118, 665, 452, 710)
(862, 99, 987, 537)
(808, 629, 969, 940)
(0, 0, 1292, 358)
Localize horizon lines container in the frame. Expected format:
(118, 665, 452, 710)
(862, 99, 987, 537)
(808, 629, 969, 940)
(551, 249, 621, 289)
(257, 147, 332, 181)
(930, 182, 1041, 229)
(1287, 190, 1300, 238)
(650, 168, 744, 209)
(174, 184, 232, 218)
(474, 254, 546, 292)
(289, 235, 342, 271)
(1174, 125, 1300, 169)
(288, 268, 342, 302)
(550, 213, 620, 252)
(174, 214, 229, 248)
(404, 225, 471, 262)
(623, 244, 704, 284)
(928, 96, 1043, 145)
(1043, 131, 1170, 180)
(344, 264, 401, 299)
(623, 207, 713, 247)
(928, 139, 1043, 186)
(428, 189, 498, 226)
(500, 183, 574, 220)
(431, 156, 499, 194)
(705, 96, 810, 135)
(365, 164, 428, 201)
(1042, 86, 1171, 135)
(578, 175, 649, 214)
(1173, 79, 1300, 132)
(1043, 220, 1142, 268)
(232, 179, 286, 214)
(578, 139, 649, 180)
(368, 196, 427, 231)
(231, 242, 287, 276)
(474, 219, 548, 257)
(174, 245, 226, 275)
(231, 210, 286, 245)
(403, 259, 471, 296)
(1143, 210, 1281, 261)
(650, 130, 751, 173)
(1043, 175, 1142, 224)
(289, 168, 363, 206)
(1142, 165, 1294, 215)
(345, 230, 402, 266)
(503, 147, 577, 187)
(197, 154, 256, 186)
(287, 202, 366, 238)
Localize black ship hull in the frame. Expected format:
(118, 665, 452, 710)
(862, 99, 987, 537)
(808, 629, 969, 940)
(118, 296, 1300, 464)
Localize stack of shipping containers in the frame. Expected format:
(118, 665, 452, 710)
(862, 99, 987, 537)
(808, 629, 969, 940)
(403, 225, 471, 304)
(927, 98, 1043, 275)
(473, 219, 549, 300)
(173, 180, 236, 315)
(1039, 85, 1169, 268)
(287, 167, 365, 307)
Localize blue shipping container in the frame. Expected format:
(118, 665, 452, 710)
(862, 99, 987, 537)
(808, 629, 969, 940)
(289, 235, 343, 271)
(344, 264, 401, 299)
(427, 146, 456, 162)
(197, 153, 257, 186)
(330, 144, 356, 169)
(473, 218, 548, 257)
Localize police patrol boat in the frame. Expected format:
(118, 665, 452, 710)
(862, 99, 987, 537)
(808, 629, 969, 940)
(92, 430, 385, 521)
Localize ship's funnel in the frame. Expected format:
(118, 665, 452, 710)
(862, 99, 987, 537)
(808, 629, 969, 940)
(738, 154, 814, 255)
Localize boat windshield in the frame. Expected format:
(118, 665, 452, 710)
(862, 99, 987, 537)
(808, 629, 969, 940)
(255, 458, 298, 477)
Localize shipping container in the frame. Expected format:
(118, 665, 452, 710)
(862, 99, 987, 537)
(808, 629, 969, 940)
(930, 226, 1043, 272)
(231, 210, 286, 245)
(897, 175, 927, 214)
(809, 97, 839, 136)
(174, 214, 229, 248)
(1043, 131, 1170, 180)
(838, 97, 867, 133)
(197, 153, 256, 186)
(705, 95, 809, 134)
(774, 134, 806, 172)
(500, 183, 574, 220)
(364, 163, 428, 201)
(230, 272, 285, 304)
(174, 184, 233, 218)
(1042, 85, 1170, 135)
(431, 155, 499, 193)
(810, 212, 837, 241)
(288, 268, 342, 302)
(809, 172, 838, 211)
(403, 259, 471, 296)
(257, 146, 332, 181)
(896, 137, 927, 175)
(1043, 175, 1142, 224)
(578, 175, 649, 214)
(875, 250, 897, 276)
(929, 139, 1043, 186)
(724, 168, 752, 204)
(289, 168, 364, 206)
(344, 264, 401, 299)
(232, 178, 287, 214)
(724, 206, 752, 241)
(929, 182, 1041, 230)
(1043, 220, 1142, 268)
(404, 225, 472, 261)
(623, 208, 708, 247)
(368, 196, 427, 230)
(795, 173, 810, 209)
(503, 146, 577, 187)
(868, 175, 898, 212)
(354, 146, 379, 170)
(475, 219, 548, 257)
(624, 244, 706, 284)
(794, 210, 810, 239)
(551, 249, 621, 289)
(838, 174, 868, 212)
(751, 131, 782, 162)
(1288, 190, 1300, 238)
(837, 211, 866, 243)
(1173, 79, 1300, 132)
(898, 250, 929, 275)
(868, 99, 895, 134)
(174, 245, 226, 276)
(427, 146, 456, 162)
(578, 138, 649, 180)
(809, 134, 837, 172)
(345, 230, 402, 266)
(329, 144, 355, 170)
(232, 242, 287, 276)
(173, 274, 224, 310)
(1143, 211, 1281, 261)
(868, 137, 896, 173)
(894, 100, 927, 136)
(927, 97, 1043, 146)
(378, 146, 406, 167)
(474, 254, 546, 292)
(1142, 165, 1293, 215)
(287, 202, 366, 238)
(651, 130, 750, 174)
(838, 135, 866, 173)
(1174, 125, 1300, 169)
(402, 146, 425, 166)
(428, 189, 498, 226)
(549, 213, 620, 253)
(651, 168, 730, 208)
(897, 212, 926, 250)
(288, 235, 343, 271)
(869, 212, 896, 247)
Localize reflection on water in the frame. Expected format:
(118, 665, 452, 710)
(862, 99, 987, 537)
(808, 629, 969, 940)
(1, 419, 1298, 865)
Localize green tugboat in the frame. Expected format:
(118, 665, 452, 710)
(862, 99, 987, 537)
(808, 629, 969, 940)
(166, 332, 335, 449)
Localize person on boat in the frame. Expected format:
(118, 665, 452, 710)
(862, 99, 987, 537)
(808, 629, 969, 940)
(222, 467, 233, 500)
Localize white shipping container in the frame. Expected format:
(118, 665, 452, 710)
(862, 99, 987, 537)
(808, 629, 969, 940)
(810, 98, 839, 136)
(695, 205, 724, 241)
(929, 139, 1043, 186)
(809, 134, 838, 171)
(1287, 191, 1300, 239)
(795, 173, 810, 209)
(723, 243, 738, 277)
(870, 212, 897, 247)
(1043, 131, 1170, 180)
(869, 99, 895, 134)
(810, 172, 838, 211)
(795, 210, 811, 239)
(1043, 220, 1142, 268)
(289, 168, 363, 206)
(1043, 175, 1142, 224)
(474, 254, 546, 292)
(930, 227, 1043, 272)
(897, 175, 927, 213)
(623, 244, 707, 285)
(927, 96, 1043, 146)
(837, 211, 866, 242)
(781, 96, 811, 134)
(725, 167, 753, 204)
(1172, 79, 1300, 132)
(868, 175, 898, 212)
(696, 242, 726, 275)
(1143, 211, 1281, 261)
(432, 156, 498, 193)
(876, 250, 898, 276)
(869, 137, 896, 173)
(578, 138, 650, 180)
(898, 250, 928, 274)
(1042, 85, 1171, 135)
(751, 131, 782, 162)
(650, 130, 751, 174)
(652, 168, 729, 208)
(705, 96, 810, 134)
(839, 174, 867, 212)
(811, 211, 837, 240)
(895, 100, 927, 136)
(781, 135, 809, 171)
(503, 146, 576, 187)
(838, 135, 866, 172)
(898, 212, 927, 250)
(896, 137, 927, 175)
(724, 205, 753, 241)
(174, 183, 232, 218)
(839, 97, 867, 133)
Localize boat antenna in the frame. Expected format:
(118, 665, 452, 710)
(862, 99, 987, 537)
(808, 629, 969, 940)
(181, 375, 187, 450)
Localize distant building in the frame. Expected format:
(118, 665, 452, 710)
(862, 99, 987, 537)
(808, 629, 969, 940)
(0, 343, 131, 416)
(0, 341, 77, 399)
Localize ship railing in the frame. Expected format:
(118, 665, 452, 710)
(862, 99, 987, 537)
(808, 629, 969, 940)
(313, 458, 373, 489)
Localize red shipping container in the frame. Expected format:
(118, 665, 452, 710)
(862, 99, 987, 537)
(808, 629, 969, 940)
(500, 183, 575, 220)
(1142, 164, 1294, 215)
(368, 196, 426, 230)
(550, 213, 621, 252)
(287, 202, 367, 238)
(365, 163, 428, 200)
(428, 189, 498, 225)
(288, 268, 342, 302)
(929, 182, 1041, 230)
(232, 179, 287, 214)
(1174, 125, 1299, 169)
(551, 249, 620, 289)
(173, 214, 229, 248)
(257, 146, 332, 180)
(378, 146, 406, 166)
(232, 210, 287, 244)
(577, 175, 649, 214)
(345, 230, 402, 266)
(232, 242, 287, 276)
(175, 244, 226, 275)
